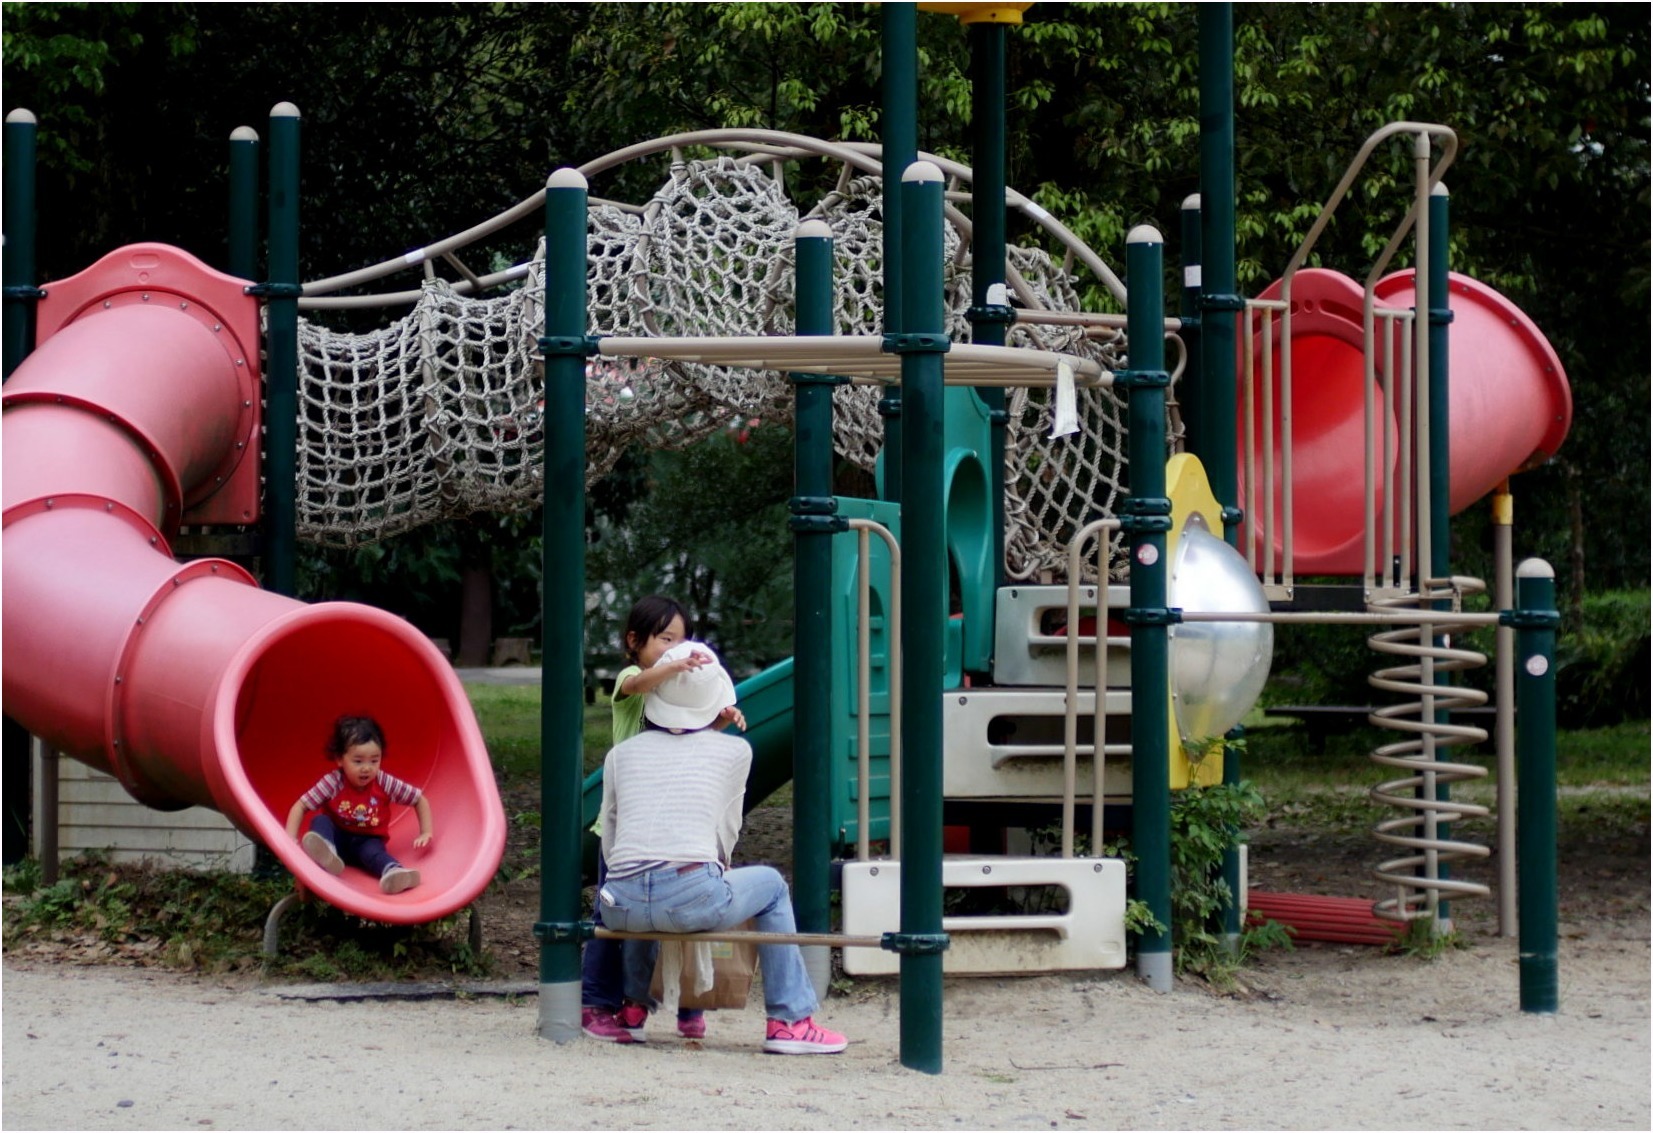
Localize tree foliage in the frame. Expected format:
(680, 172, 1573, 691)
(3, 2, 1645, 651)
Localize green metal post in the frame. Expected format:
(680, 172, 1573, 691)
(1124, 226, 1174, 992)
(228, 126, 260, 281)
(263, 103, 301, 597)
(790, 218, 842, 998)
(536, 169, 592, 1041)
(1178, 194, 1205, 461)
(1427, 184, 1451, 582)
(893, 160, 949, 1073)
(1221, 723, 1245, 948)
(879, 1, 917, 504)
(4, 109, 41, 379)
(1510, 559, 1559, 1013)
(1196, 4, 1240, 532)
(1198, 2, 1246, 953)
(3, 108, 41, 866)
(969, 17, 1011, 588)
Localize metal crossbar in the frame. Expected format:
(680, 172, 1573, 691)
(593, 927, 885, 949)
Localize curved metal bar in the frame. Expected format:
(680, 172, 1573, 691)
(1280, 122, 1458, 284)
(848, 518, 902, 860)
(299, 128, 1129, 307)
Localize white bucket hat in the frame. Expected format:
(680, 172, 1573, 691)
(643, 641, 737, 731)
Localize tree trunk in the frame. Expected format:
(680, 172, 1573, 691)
(453, 562, 494, 667)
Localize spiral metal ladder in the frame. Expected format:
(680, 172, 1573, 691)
(1365, 579, 1492, 925)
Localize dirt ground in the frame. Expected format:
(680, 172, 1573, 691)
(4, 790, 1648, 1130)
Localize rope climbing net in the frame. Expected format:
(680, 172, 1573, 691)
(296, 142, 1179, 581)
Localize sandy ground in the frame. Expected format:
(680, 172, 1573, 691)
(9, 672, 1646, 1128)
(3, 924, 1647, 1132)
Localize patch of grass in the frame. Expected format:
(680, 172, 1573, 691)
(1241, 717, 1649, 826)
(463, 684, 542, 779)
(1554, 720, 1651, 784)
(463, 682, 611, 779)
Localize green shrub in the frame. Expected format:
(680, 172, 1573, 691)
(1554, 589, 1650, 728)
(1267, 587, 1649, 733)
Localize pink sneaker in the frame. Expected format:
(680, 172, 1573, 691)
(616, 1003, 649, 1042)
(677, 1013, 707, 1040)
(581, 1007, 637, 1044)
(763, 1016, 848, 1055)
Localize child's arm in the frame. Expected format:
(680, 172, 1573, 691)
(412, 795, 434, 848)
(616, 648, 712, 698)
(284, 799, 308, 840)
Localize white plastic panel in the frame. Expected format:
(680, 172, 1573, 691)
(943, 687, 1135, 800)
(840, 856, 1128, 975)
(992, 585, 1131, 689)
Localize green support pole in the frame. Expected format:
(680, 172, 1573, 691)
(263, 103, 301, 598)
(968, 17, 1011, 589)
(892, 160, 950, 1074)
(1509, 559, 1559, 1013)
(1123, 226, 1174, 993)
(228, 126, 260, 281)
(1221, 722, 1245, 948)
(879, 1, 917, 505)
(790, 218, 842, 999)
(1427, 184, 1452, 581)
(1178, 194, 1205, 462)
(4, 109, 40, 379)
(3, 107, 41, 866)
(1196, 3, 1240, 532)
(1197, 0, 1246, 954)
(535, 168, 592, 1042)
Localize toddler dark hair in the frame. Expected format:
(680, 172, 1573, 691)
(621, 595, 693, 663)
(326, 714, 385, 758)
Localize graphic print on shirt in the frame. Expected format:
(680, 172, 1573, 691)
(332, 783, 388, 834)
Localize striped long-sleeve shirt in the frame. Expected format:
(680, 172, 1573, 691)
(599, 728, 751, 881)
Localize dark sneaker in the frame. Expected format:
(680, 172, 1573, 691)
(617, 1003, 649, 1042)
(581, 1007, 637, 1044)
(764, 1016, 848, 1055)
(301, 831, 344, 875)
(379, 865, 420, 894)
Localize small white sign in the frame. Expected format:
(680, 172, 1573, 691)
(1525, 655, 1549, 677)
(1137, 544, 1159, 566)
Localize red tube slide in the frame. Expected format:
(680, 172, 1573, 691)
(1238, 268, 1572, 576)
(2, 244, 504, 925)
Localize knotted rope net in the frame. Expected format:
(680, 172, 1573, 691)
(297, 155, 1174, 580)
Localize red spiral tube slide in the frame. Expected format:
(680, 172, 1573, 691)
(1238, 268, 1572, 576)
(2, 245, 504, 925)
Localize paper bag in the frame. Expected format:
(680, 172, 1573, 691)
(649, 921, 756, 1011)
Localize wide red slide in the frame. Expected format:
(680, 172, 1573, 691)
(1237, 267, 1571, 576)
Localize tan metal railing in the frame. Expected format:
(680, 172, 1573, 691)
(847, 517, 901, 861)
(1240, 122, 1458, 597)
(1061, 518, 1121, 858)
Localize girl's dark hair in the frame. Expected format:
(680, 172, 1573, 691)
(326, 715, 385, 758)
(622, 595, 692, 662)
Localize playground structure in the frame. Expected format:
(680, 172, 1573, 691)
(1, 3, 1569, 1074)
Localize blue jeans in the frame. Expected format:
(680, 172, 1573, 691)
(582, 858, 702, 1021)
(599, 862, 818, 1024)
(308, 814, 398, 877)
